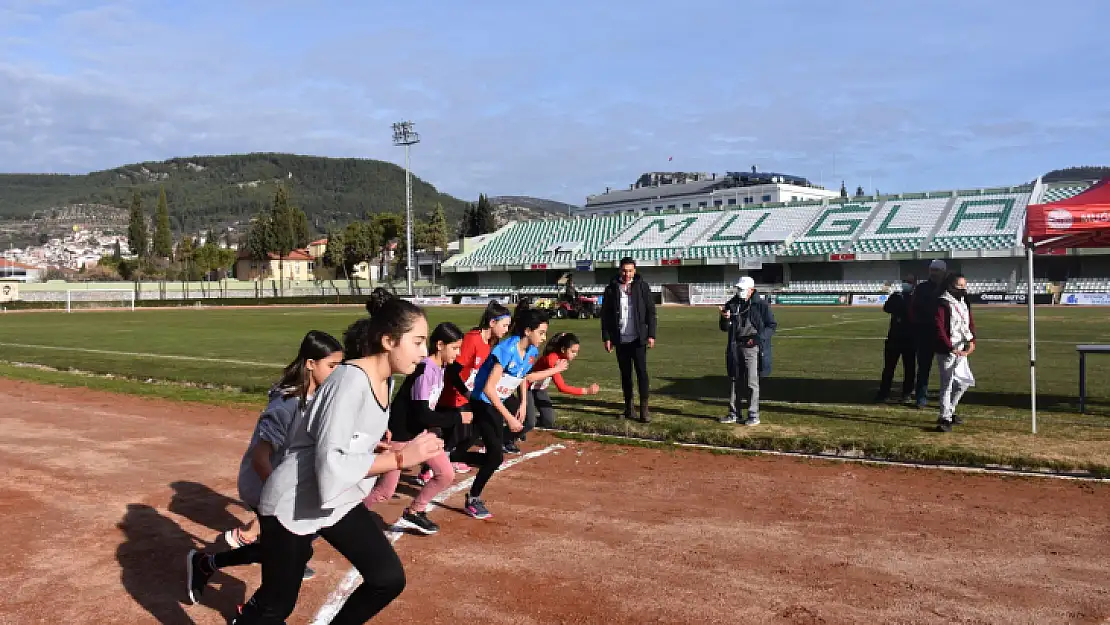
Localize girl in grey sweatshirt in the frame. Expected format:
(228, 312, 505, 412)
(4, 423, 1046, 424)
(234, 291, 445, 625)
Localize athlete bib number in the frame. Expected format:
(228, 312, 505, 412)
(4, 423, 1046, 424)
(494, 374, 525, 399)
(465, 369, 478, 391)
(426, 382, 443, 408)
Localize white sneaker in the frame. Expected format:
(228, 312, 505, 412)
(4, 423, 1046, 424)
(743, 414, 760, 426)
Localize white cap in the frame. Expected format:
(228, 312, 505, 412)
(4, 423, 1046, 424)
(734, 276, 755, 290)
(929, 259, 947, 271)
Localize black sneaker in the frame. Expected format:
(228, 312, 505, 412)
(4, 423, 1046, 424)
(186, 549, 214, 605)
(302, 565, 316, 580)
(951, 414, 964, 425)
(465, 496, 492, 520)
(396, 508, 440, 535)
(936, 419, 953, 433)
(503, 441, 521, 454)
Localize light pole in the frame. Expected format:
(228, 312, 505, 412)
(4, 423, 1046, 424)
(392, 121, 420, 295)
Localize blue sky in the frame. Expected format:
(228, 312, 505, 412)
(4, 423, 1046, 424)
(1, 0, 1109, 205)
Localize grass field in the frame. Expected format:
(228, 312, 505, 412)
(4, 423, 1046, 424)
(2, 304, 1109, 474)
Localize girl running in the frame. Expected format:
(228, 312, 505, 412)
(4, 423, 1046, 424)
(366, 322, 473, 536)
(186, 330, 343, 604)
(437, 301, 512, 463)
(452, 308, 563, 520)
(234, 291, 444, 625)
(523, 332, 600, 433)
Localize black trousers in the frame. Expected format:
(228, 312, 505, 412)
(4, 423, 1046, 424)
(878, 337, 916, 399)
(235, 506, 405, 625)
(616, 339, 649, 405)
(451, 396, 517, 498)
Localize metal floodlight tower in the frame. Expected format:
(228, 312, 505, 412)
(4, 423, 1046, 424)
(392, 121, 420, 295)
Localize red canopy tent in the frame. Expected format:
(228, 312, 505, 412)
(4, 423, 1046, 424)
(1023, 179, 1110, 432)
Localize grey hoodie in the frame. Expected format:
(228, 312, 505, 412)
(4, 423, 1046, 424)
(236, 386, 302, 510)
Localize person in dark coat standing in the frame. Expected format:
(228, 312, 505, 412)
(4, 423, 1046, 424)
(875, 275, 917, 404)
(718, 277, 776, 426)
(909, 259, 948, 408)
(601, 257, 657, 423)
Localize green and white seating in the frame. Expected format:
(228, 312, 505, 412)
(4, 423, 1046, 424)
(851, 198, 949, 254)
(927, 192, 1029, 251)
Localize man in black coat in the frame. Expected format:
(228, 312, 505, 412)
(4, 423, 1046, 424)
(718, 277, 776, 425)
(601, 257, 657, 423)
(875, 274, 916, 404)
(909, 260, 948, 408)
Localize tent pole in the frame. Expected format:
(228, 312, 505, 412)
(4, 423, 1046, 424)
(1027, 240, 1037, 435)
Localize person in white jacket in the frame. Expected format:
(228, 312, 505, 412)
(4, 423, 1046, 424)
(933, 273, 976, 433)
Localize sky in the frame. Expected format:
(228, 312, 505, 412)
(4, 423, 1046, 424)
(2, 0, 1109, 205)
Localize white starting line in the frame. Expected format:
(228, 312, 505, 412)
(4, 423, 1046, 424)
(309, 442, 565, 625)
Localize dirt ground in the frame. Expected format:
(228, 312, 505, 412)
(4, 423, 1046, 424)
(1, 378, 1108, 625)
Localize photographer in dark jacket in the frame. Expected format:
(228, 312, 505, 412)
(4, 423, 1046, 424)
(875, 275, 916, 404)
(909, 260, 948, 408)
(718, 277, 776, 426)
(601, 257, 657, 423)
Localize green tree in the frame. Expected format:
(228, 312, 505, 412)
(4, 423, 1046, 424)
(267, 186, 303, 294)
(127, 190, 148, 258)
(475, 194, 496, 234)
(322, 230, 344, 268)
(152, 187, 173, 259)
(425, 204, 449, 282)
(177, 234, 194, 263)
(458, 204, 475, 238)
(426, 203, 448, 252)
(373, 213, 402, 282)
(112, 240, 122, 262)
(342, 221, 377, 285)
(292, 208, 310, 249)
(245, 211, 274, 278)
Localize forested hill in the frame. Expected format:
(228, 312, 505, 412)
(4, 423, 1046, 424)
(0, 153, 472, 233)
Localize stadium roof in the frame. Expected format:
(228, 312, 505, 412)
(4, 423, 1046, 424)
(585, 179, 722, 207)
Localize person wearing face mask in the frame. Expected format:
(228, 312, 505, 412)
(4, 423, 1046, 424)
(875, 274, 917, 404)
(718, 276, 777, 425)
(934, 273, 976, 433)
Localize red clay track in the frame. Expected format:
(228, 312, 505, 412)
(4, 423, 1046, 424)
(0, 378, 1107, 624)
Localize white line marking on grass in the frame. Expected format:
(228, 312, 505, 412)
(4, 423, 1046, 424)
(542, 429, 1109, 482)
(309, 442, 565, 625)
(0, 342, 284, 367)
(776, 318, 882, 333)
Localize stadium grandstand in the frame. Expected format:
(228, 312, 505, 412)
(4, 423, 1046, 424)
(442, 172, 1110, 304)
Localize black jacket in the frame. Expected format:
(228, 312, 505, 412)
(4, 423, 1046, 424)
(719, 292, 777, 378)
(883, 292, 913, 342)
(601, 274, 657, 344)
(909, 280, 942, 332)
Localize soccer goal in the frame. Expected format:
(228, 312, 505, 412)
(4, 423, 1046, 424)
(65, 288, 137, 312)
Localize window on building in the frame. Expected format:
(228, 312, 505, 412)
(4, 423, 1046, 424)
(667, 204, 676, 209)
(791, 196, 798, 202)
(655, 206, 663, 211)
(744, 197, 753, 204)
(698, 201, 708, 208)
(682, 203, 691, 209)
(714, 199, 723, 207)
(761, 194, 772, 203)
(727, 198, 737, 206)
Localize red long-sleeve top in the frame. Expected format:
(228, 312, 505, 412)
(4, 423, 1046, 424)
(438, 329, 492, 408)
(530, 352, 586, 395)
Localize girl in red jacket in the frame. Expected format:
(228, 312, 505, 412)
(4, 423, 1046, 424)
(519, 332, 599, 440)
